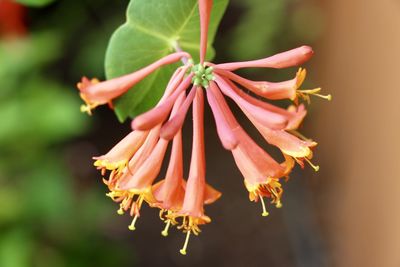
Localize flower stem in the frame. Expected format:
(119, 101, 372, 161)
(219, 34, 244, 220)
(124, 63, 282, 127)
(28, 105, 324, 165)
(172, 40, 189, 65)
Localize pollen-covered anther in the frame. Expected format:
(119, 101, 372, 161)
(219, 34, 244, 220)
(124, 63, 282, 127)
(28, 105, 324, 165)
(191, 63, 214, 88)
(304, 157, 320, 172)
(117, 207, 124, 215)
(161, 220, 172, 237)
(80, 104, 93, 115)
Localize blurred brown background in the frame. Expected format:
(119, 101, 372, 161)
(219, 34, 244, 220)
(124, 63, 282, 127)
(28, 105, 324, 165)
(313, 0, 400, 266)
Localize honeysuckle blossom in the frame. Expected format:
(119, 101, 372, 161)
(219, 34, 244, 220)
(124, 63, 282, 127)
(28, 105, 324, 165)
(77, 52, 190, 114)
(76, 0, 330, 255)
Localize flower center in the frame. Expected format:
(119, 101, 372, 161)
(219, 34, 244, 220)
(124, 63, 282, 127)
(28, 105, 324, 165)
(190, 63, 214, 88)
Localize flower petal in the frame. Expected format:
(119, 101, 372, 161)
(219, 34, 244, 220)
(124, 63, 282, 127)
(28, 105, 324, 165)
(206, 82, 239, 150)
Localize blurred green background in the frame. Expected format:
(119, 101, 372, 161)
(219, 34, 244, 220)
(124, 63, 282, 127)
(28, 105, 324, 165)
(5, 0, 394, 266)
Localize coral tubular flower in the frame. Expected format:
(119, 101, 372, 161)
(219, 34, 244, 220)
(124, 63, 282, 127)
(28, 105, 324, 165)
(77, 52, 190, 114)
(214, 68, 306, 101)
(104, 126, 162, 216)
(244, 108, 319, 171)
(160, 86, 197, 140)
(93, 130, 149, 175)
(214, 46, 314, 71)
(78, 0, 330, 256)
(215, 75, 289, 130)
(208, 82, 289, 211)
(199, 0, 213, 64)
(176, 87, 220, 255)
(232, 128, 288, 211)
(206, 82, 239, 150)
(223, 77, 308, 131)
(152, 129, 186, 235)
(107, 93, 186, 230)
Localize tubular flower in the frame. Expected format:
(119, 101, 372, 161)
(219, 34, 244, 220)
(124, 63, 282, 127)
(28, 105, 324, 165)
(175, 88, 221, 255)
(76, 0, 330, 255)
(77, 52, 190, 115)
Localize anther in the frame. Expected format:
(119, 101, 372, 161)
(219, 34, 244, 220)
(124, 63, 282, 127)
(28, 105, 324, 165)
(304, 157, 320, 172)
(276, 201, 282, 208)
(161, 220, 171, 237)
(179, 231, 191, 255)
(128, 214, 139, 231)
(316, 93, 332, 101)
(117, 207, 124, 215)
(259, 196, 269, 217)
(80, 104, 92, 115)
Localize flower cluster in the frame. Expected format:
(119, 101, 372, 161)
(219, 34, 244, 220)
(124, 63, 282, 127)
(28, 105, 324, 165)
(76, 0, 330, 255)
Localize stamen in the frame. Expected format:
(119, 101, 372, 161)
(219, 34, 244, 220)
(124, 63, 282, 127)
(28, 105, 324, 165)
(298, 88, 332, 102)
(259, 196, 269, 217)
(179, 231, 191, 255)
(304, 157, 320, 172)
(161, 220, 171, 237)
(276, 200, 282, 208)
(128, 214, 139, 231)
(315, 93, 332, 100)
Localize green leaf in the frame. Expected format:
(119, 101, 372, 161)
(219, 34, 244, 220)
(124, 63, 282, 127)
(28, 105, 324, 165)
(15, 0, 56, 7)
(105, 0, 229, 121)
